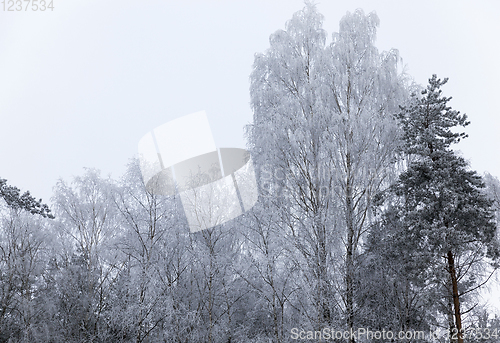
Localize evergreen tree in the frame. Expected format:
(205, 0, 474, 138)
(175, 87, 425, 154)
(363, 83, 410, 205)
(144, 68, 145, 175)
(376, 75, 499, 343)
(0, 178, 54, 218)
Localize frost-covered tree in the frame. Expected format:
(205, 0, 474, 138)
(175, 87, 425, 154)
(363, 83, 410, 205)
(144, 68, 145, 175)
(110, 160, 185, 343)
(235, 203, 299, 343)
(377, 75, 499, 343)
(248, 3, 336, 331)
(0, 178, 54, 218)
(359, 204, 435, 332)
(0, 209, 50, 342)
(484, 173, 500, 228)
(248, 3, 409, 337)
(51, 169, 122, 341)
(324, 10, 409, 339)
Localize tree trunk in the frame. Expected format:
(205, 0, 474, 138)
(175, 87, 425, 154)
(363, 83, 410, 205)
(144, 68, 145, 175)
(318, 219, 331, 327)
(447, 250, 463, 343)
(346, 229, 354, 343)
(345, 156, 355, 343)
(447, 292, 455, 341)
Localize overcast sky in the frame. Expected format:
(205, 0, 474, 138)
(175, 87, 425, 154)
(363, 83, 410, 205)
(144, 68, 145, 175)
(1, 0, 499, 207)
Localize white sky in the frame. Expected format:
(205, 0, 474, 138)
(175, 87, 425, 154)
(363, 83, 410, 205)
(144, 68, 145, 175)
(1, 0, 499, 204)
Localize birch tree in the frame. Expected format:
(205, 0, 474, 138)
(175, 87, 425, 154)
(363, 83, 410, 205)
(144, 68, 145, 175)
(249, 3, 338, 329)
(112, 159, 188, 343)
(248, 3, 408, 336)
(52, 169, 122, 341)
(324, 11, 408, 340)
(0, 208, 49, 342)
(235, 204, 299, 343)
(484, 173, 500, 228)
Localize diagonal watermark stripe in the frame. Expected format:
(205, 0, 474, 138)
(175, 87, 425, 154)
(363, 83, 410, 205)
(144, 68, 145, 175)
(138, 111, 258, 232)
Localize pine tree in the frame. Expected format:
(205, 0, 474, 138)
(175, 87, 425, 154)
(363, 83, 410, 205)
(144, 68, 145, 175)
(0, 178, 54, 218)
(379, 75, 499, 342)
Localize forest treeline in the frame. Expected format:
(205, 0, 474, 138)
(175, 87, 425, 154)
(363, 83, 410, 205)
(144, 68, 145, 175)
(1, 3, 500, 343)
